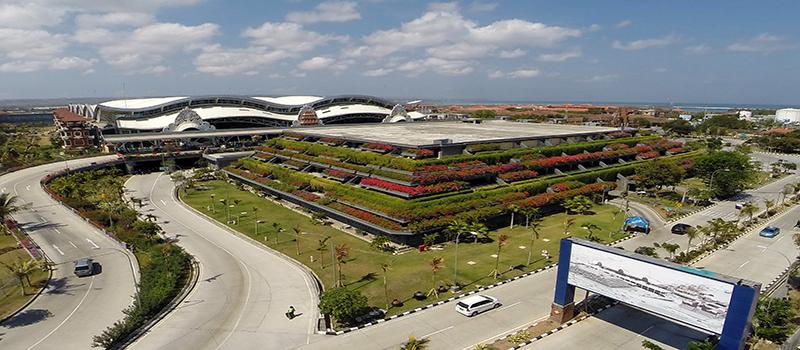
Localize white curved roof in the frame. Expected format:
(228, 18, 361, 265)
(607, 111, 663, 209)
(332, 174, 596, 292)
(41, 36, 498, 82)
(252, 96, 323, 105)
(100, 96, 187, 109)
(316, 104, 391, 118)
(116, 106, 298, 130)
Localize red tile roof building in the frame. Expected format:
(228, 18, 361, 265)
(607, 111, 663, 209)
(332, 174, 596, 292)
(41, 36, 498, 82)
(53, 108, 97, 149)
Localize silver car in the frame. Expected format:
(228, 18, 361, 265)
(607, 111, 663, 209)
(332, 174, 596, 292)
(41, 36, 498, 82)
(74, 258, 94, 277)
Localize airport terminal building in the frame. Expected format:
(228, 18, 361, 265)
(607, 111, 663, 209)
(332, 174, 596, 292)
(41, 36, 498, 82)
(68, 95, 425, 134)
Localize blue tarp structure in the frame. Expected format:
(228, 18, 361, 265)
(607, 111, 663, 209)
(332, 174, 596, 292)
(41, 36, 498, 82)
(623, 216, 650, 233)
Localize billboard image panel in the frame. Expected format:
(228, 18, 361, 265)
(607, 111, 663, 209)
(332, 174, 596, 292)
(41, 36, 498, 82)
(567, 243, 735, 334)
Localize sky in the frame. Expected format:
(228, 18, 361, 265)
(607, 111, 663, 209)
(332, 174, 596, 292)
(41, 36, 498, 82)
(0, 0, 798, 105)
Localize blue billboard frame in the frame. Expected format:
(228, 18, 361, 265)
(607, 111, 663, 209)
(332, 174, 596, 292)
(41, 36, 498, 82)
(551, 238, 760, 350)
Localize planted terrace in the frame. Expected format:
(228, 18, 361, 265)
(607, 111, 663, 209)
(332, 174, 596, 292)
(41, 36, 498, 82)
(228, 134, 694, 236)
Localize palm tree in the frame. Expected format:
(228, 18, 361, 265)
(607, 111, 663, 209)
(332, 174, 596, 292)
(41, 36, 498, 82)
(1, 258, 41, 295)
(527, 217, 541, 266)
(446, 219, 468, 241)
(523, 207, 540, 228)
(764, 198, 775, 215)
(508, 204, 520, 229)
(740, 202, 758, 223)
(783, 183, 795, 205)
(380, 262, 391, 309)
(292, 226, 302, 255)
(0, 193, 26, 222)
(581, 223, 602, 242)
(272, 222, 283, 244)
(98, 199, 124, 228)
(563, 217, 576, 236)
(685, 227, 699, 253)
(428, 256, 444, 298)
(468, 222, 489, 242)
(334, 244, 349, 287)
(316, 236, 330, 270)
(491, 234, 509, 279)
(400, 336, 430, 350)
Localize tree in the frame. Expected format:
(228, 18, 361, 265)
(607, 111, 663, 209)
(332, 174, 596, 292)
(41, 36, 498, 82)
(653, 242, 680, 260)
(370, 235, 391, 252)
(1, 258, 41, 295)
(782, 183, 795, 204)
(507, 204, 520, 228)
(380, 263, 391, 309)
(695, 151, 755, 198)
(468, 222, 489, 242)
(753, 297, 796, 343)
(635, 159, 685, 194)
(763, 198, 775, 215)
(687, 339, 715, 350)
(318, 287, 368, 324)
(446, 219, 468, 241)
(292, 226, 302, 255)
(684, 227, 699, 253)
(739, 202, 758, 223)
(0, 193, 26, 222)
(641, 340, 665, 350)
(581, 223, 601, 242)
(562, 195, 593, 215)
(334, 244, 350, 287)
(472, 109, 497, 119)
(527, 217, 542, 266)
(634, 246, 659, 258)
(97, 199, 125, 228)
(428, 256, 444, 298)
(491, 234, 508, 279)
(563, 217, 576, 236)
(522, 207, 540, 228)
(272, 222, 283, 244)
(316, 236, 330, 270)
(422, 233, 438, 248)
(663, 119, 693, 136)
(400, 336, 430, 350)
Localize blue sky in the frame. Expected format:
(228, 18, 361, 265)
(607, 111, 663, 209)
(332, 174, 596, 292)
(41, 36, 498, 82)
(0, 0, 798, 105)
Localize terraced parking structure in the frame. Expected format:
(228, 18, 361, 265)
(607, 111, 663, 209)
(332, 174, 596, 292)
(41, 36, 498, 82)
(182, 180, 628, 316)
(227, 133, 695, 235)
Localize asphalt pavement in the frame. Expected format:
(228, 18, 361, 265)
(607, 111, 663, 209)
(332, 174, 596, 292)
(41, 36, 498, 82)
(124, 172, 320, 350)
(0, 156, 138, 350)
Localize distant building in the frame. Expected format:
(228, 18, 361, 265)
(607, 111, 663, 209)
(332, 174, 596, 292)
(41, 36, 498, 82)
(737, 110, 752, 118)
(53, 109, 97, 149)
(776, 108, 800, 123)
(679, 114, 693, 121)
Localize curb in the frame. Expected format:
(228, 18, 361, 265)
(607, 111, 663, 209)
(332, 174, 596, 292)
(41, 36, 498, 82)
(503, 301, 618, 350)
(114, 259, 200, 349)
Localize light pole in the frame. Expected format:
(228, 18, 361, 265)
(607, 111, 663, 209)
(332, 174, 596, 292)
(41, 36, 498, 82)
(255, 220, 265, 236)
(708, 168, 732, 196)
(453, 231, 477, 290)
(210, 194, 215, 213)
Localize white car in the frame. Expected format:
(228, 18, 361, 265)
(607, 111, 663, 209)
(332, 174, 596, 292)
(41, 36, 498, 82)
(455, 294, 500, 317)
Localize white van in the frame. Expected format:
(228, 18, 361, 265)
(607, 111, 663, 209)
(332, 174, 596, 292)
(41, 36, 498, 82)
(455, 295, 500, 317)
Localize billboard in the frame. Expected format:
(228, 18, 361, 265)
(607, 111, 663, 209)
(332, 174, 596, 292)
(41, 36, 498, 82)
(567, 242, 735, 334)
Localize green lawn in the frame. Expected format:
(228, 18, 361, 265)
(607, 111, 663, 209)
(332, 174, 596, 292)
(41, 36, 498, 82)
(0, 233, 49, 319)
(182, 180, 627, 316)
(630, 191, 704, 219)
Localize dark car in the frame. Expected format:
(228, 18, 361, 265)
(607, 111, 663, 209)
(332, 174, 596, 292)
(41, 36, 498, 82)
(671, 223, 692, 235)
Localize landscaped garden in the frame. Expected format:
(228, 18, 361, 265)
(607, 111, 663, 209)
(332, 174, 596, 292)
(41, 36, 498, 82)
(182, 179, 628, 317)
(0, 229, 48, 319)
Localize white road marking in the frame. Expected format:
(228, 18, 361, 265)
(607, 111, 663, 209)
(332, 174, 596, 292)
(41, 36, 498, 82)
(52, 244, 64, 255)
(69, 241, 78, 249)
(422, 325, 454, 339)
(738, 261, 750, 269)
(87, 239, 100, 249)
(54, 228, 61, 234)
(160, 199, 167, 206)
(636, 325, 655, 337)
(26, 276, 96, 350)
(26, 185, 30, 191)
(496, 301, 522, 312)
(1, 187, 5, 193)
(776, 236, 785, 243)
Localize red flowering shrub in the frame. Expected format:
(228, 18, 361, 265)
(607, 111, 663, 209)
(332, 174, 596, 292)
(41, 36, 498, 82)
(639, 151, 659, 159)
(607, 143, 630, 150)
(633, 145, 653, 153)
(413, 149, 434, 157)
(608, 131, 632, 138)
(328, 202, 403, 230)
(361, 177, 464, 196)
(363, 143, 395, 152)
(323, 168, 352, 179)
(319, 137, 344, 145)
(551, 182, 573, 192)
(499, 170, 539, 182)
(292, 190, 320, 202)
(667, 147, 684, 154)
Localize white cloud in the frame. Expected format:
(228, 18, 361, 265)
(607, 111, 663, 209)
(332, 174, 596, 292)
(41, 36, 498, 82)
(616, 20, 632, 28)
(471, 19, 580, 47)
(655, 67, 668, 73)
(426, 43, 492, 59)
(0, 3, 67, 29)
(612, 34, 678, 50)
(580, 74, 618, 82)
(727, 33, 794, 53)
(285, 1, 361, 24)
(538, 47, 581, 62)
(487, 68, 540, 79)
(244, 22, 348, 53)
(298, 56, 336, 70)
(362, 68, 392, 77)
(587, 24, 602, 32)
(683, 44, 711, 55)
(396, 57, 473, 76)
(428, 2, 460, 12)
(76, 12, 155, 28)
(49, 56, 97, 70)
(194, 45, 292, 76)
(498, 49, 526, 58)
(0, 28, 65, 59)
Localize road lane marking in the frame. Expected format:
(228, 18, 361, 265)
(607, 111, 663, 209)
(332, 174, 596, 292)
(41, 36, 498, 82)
(52, 244, 64, 255)
(87, 239, 100, 249)
(422, 325, 454, 339)
(160, 199, 167, 206)
(54, 228, 61, 234)
(26, 276, 95, 350)
(69, 241, 77, 249)
(1, 187, 5, 193)
(496, 301, 522, 312)
(738, 261, 750, 269)
(636, 325, 655, 337)
(776, 236, 785, 243)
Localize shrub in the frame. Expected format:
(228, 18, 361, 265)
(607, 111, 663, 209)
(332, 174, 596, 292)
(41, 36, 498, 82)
(319, 287, 369, 323)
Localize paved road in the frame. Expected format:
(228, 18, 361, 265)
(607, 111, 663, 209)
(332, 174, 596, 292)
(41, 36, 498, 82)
(0, 156, 138, 350)
(125, 172, 320, 350)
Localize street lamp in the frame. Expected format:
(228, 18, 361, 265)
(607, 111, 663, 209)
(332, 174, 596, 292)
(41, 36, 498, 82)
(210, 194, 216, 213)
(255, 220, 265, 236)
(708, 168, 732, 196)
(453, 230, 478, 290)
